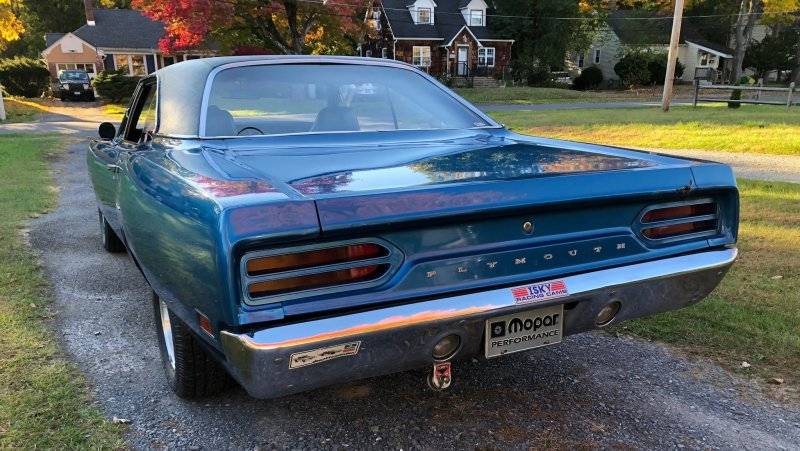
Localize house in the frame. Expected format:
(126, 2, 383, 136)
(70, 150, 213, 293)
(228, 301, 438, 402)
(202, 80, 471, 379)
(571, 10, 733, 83)
(360, 0, 514, 83)
(42, 0, 215, 80)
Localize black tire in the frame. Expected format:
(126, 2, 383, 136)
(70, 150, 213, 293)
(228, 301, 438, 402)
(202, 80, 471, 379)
(98, 210, 126, 253)
(152, 292, 232, 399)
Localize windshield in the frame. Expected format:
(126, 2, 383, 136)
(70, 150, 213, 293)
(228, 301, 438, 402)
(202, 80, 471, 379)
(59, 71, 89, 81)
(204, 64, 491, 137)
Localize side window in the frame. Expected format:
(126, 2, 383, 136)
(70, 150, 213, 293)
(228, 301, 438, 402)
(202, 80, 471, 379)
(124, 82, 157, 143)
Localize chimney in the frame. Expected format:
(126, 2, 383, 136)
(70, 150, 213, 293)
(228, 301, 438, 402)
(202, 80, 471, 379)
(84, 0, 95, 26)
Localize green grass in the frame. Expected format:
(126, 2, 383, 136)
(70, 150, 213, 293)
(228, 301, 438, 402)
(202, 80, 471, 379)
(1, 98, 40, 123)
(454, 86, 666, 104)
(102, 103, 127, 120)
(619, 179, 800, 391)
(0, 134, 124, 447)
(490, 104, 800, 155)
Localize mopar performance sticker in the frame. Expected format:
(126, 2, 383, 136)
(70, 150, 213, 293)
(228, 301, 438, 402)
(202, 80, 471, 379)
(289, 341, 361, 369)
(510, 279, 569, 304)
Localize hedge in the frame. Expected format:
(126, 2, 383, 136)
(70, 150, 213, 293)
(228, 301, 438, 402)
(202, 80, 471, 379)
(614, 50, 685, 87)
(0, 57, 51, 98)
(93, 69, 140, 103)
(573, 66, 604, 90)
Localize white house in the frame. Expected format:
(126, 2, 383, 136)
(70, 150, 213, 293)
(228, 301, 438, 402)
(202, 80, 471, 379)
(570, 10, 733, 83)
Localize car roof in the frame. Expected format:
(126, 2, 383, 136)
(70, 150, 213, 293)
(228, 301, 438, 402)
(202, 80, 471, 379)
(155, 56, 421, 137)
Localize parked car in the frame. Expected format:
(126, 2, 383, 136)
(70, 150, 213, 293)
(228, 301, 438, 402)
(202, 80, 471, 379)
(56, 69, 94, 101)
(87, 56, 739, 399)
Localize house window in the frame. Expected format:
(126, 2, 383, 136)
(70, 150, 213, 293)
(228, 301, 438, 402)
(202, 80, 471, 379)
(130, 55, 146, 76)
(114, 55, 131, 74)
(412, 46, 431, 67)
(418, 7, 431, 24)
(594, 49, 601, 64)
(469, 9, 484, 26)
(381, 47, 388, 58)
(577, 52, 585, 68)
(478, 47, 495, 67)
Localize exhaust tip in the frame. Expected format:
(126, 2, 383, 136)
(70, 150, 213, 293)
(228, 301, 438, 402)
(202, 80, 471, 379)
(432, 334, 461, 360)
(595, 301, 621, 327)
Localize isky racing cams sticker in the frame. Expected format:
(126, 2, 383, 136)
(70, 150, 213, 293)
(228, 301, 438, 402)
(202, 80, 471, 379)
(289, 341, 361, 369)
(510, 279, 569, 304)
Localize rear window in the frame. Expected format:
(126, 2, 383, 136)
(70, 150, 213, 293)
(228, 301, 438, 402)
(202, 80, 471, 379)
(59, 71, 89, 81)
(203, 64, 490, 137)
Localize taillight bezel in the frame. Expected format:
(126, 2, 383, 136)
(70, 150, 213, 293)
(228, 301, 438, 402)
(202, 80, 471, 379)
(636, 198, 720, 243)
(239, 238, 402, 306)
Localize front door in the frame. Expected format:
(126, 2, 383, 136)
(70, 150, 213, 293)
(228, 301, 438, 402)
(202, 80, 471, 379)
(457, 46, 468, 76)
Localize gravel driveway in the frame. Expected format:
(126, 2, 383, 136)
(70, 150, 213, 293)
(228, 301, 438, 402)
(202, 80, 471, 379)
(29, 142, 800, 449)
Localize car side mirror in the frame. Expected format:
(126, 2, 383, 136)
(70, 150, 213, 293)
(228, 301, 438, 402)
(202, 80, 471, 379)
(98, 122, 116, 140)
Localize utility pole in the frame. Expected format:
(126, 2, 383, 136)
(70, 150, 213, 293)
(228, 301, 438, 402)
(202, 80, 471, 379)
(662, 0, 685, 112)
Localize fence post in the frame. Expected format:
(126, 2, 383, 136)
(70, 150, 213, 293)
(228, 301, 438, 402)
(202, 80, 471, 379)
(0, 84, 6, 121)
(692, 79, 699, 107)
(756, 78, 763, 102)
(788, 82, 795, 110)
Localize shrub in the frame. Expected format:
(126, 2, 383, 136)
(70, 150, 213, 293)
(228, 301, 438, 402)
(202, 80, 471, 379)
(0, 57, 50, 97)
(614, 50, 651, 87)
(728, 76, 752, 109)
(573, 66, 604, 90)
(93, 69, 140, 102)
(647, 53, 685, 85)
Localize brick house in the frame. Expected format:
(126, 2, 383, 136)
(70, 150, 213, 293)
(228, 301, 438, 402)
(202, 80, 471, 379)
(41, 0, 215, 80)
(361, 0, 513, 82)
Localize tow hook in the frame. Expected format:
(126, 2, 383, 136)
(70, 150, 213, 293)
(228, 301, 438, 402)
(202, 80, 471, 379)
(427, 362, 452, 391)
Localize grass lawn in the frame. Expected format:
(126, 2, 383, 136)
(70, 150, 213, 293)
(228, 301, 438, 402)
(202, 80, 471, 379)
(0, 134, 123, 447)
(619, 179, 800, 395)
(454, 85, 695, 104)
(490, 104, 800, 155)
(102, 103, 127, 120)
(1, 98, 40, 123)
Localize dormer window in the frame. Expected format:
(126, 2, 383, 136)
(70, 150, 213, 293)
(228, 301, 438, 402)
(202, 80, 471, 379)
(418, 8, 432, 24)
(469, 9, 484, 26)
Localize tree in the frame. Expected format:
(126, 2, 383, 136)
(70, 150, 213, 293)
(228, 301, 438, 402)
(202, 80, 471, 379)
(744, 30, 797, 79)
(132, 0, 369, 55)
(491, 0, 606, 85)
(0, 0, 24, 52)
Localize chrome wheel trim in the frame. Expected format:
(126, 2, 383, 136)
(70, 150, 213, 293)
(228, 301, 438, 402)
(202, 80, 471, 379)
(159, 298, 176, 370)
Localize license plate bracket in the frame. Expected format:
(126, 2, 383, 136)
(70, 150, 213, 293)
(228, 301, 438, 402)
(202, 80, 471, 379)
(484, 304, 564, 358)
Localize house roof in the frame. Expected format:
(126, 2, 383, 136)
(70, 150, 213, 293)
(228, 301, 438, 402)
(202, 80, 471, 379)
(45, 33, 65, 48)
(381, 0, 509, 43)
(607, 10, 732, 56)
(72, 9, 165, 51)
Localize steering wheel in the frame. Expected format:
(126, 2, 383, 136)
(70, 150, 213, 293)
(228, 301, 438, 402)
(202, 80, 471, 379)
(237, 126, 263, 136)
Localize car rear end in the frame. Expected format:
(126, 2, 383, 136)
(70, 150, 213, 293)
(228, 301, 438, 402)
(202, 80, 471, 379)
(216, 146, 738, 399)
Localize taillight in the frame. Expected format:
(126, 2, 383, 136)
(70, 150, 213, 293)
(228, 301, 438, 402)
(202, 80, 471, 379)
(241, 241, 396, 303)
(246, 243, 387, 276)
(640, 200, 718, 240)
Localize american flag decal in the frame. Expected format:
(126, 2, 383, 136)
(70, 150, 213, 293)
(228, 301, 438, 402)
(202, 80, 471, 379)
(510, 279, 569, 304)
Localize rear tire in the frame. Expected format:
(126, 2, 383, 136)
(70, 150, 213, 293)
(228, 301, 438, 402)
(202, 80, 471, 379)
(152, 292, 232, 399)
(99, 210, 125, 253)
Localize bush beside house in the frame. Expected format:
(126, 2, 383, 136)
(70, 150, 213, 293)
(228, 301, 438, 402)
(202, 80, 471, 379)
(0, 57, 51, 97)
(92, 70, 140, 102)
(573, 66, 604, 90)
(615, 50, 685, 87)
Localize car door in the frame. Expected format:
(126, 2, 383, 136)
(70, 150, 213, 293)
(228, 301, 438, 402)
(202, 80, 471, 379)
(87, 78, 157, 233)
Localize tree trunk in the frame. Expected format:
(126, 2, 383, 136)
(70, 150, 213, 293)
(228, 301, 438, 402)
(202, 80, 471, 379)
(792, 39, 800, 84)
(730, 0, 761, 83)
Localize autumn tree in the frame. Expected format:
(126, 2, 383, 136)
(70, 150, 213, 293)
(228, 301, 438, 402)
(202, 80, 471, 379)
(132, 0, 369, 55)
(0, 0, 24, 52)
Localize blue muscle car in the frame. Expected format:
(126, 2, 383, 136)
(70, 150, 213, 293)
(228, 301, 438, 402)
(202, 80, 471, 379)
(88, 56, 738, 399)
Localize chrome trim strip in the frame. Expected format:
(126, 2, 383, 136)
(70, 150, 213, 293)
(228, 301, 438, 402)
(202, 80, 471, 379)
(228, 248, 737, 350)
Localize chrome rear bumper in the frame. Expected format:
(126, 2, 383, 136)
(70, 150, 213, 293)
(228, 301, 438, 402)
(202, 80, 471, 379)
(220, 248, 737, 399)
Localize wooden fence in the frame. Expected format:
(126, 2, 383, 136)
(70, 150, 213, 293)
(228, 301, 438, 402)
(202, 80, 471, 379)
(693, 81, 796, 109)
